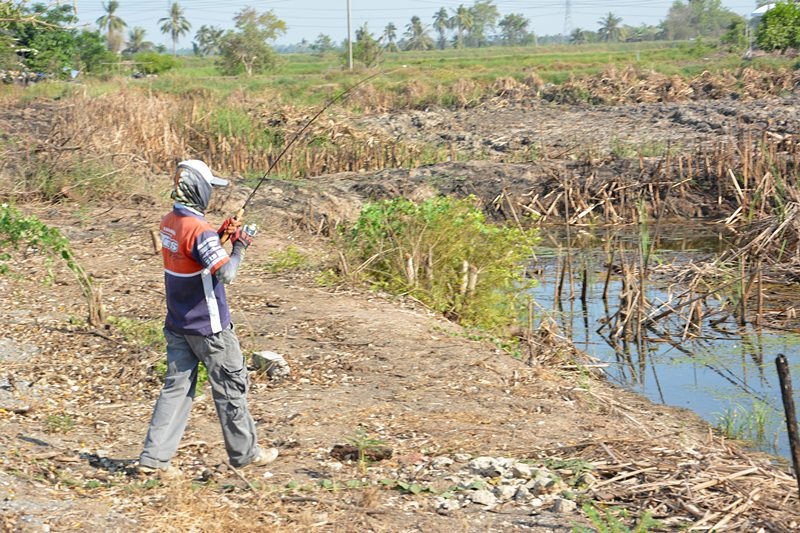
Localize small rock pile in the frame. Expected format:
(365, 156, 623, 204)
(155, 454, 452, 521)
(415, 455, 588, 516)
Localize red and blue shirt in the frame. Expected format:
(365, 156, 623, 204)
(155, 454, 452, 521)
(160, 205, 231, 336)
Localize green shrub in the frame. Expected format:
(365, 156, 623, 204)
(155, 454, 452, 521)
(264, 245, 309, 273)
(577, 502, 661, 532)
(343, 196, 538, 332)
(204, 105, 283, 150)
(134, 52, 180, 74)
(108, 316, 165, 351)
(44, 413, 75, 433)
(0, 204, 102, 324)
(19, 158, 122, 203)
(756, 1, 800, 53)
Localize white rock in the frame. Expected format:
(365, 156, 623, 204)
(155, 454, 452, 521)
(252, 351, 291, 379)
(551, 498, 578, 514)
(529, 497, 544, 509)
(528, 477, 558, 496)
(533, 471, 551, 483)
(458, 477, 486, 490)
(468, 456, 505, 477)
(431, 456, 454, 469)
(493, 485, 517, 501)
(512, 462, 533, 479)
(497, 457, 515, 469)
(514, 486, 531, 502)
(453, 453, 471, 462)
(468, 456, 494, 474)
(528, 480, 546, 496)
(468, 489, 497, 506)
(435, 497, 460, 512)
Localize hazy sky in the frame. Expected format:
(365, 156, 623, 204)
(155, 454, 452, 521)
(73, 0, 760, 48)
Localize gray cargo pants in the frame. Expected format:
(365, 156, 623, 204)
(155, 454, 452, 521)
(140, 325, 261, 469)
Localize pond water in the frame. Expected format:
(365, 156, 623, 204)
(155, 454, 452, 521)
(530, 224, 800, 461)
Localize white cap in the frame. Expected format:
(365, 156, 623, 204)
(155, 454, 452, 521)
(177, 159, 229, 187)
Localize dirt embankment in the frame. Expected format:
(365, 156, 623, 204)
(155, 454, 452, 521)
(1, 94, 800, 531)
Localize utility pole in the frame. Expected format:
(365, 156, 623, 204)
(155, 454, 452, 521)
(347, 0, 353, 71)
(563, 0, 573, 39)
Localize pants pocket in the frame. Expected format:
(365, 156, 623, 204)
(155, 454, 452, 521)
(220, 361, 248, 399)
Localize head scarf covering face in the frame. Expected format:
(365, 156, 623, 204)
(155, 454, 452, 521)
(171, 166, 212, 213)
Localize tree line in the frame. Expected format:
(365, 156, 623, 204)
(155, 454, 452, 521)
(0, 1, 286, 77)
(2, 1, 800, 80)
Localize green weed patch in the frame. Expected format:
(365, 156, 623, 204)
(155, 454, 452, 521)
(0, 204, 102, 324)
(343, 196, 538, 333)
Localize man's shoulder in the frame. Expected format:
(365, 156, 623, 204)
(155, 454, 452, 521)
(162, 208, 214, 234)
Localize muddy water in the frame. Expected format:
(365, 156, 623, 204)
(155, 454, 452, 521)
(530, 224, 800, 460)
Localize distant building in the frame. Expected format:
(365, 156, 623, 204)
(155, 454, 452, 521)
(745, 3, 776, 54)
(750, 3, 776, 21)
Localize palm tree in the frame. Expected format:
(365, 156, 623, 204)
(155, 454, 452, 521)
(404, 16, 434, 51)
(159, 2, 192, 56)
(125, 26, 153, 54)
(96, 0, 127, 54)
(570, 27, 588, 45)
(194, 25, 224, 56)
(597, 12, 623, 42)
(382, 22, 398, 52)
(433, 7, 449, 50)
(449, 5, 473, 49)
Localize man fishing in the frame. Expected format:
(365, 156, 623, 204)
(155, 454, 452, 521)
(139, 159, 278, 477)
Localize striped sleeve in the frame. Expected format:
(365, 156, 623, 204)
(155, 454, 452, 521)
(192, 230, 230, 274)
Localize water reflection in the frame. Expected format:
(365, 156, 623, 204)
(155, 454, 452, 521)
(530, 224, 800, 459)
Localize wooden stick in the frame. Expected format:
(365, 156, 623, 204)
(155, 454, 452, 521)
(691, 466, 758, 491)
(776, 354, 800, 500)
(591, 466, 658, 489)
(757, 261, 763, 328)
(149, 229, 161, 254)
(602, 247, 614, 302)
(504, 190, 524, 230)
(225, 461, 256, 489)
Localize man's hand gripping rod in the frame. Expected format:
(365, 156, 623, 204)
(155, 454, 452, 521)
(220, 68, 394, 243)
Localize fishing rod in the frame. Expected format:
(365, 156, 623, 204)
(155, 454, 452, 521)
(221, 67, 398, 241)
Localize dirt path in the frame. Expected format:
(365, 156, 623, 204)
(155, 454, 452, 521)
(1, 200, 797, 532)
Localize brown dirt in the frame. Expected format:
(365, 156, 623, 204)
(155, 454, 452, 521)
(2, 93, 800, 531)
(0, 198, 797, 532)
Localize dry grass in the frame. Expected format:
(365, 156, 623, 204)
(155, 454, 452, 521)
(0, 88, 444, 201)
(550, 434, 799, 532)
(539, 65, 800, 105)
(127, 480, 375, 532)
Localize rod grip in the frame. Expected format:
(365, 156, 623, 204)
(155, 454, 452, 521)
(220, 208, 245, 244)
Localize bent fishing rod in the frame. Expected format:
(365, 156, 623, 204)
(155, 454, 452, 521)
(221, 67, 397, 241)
